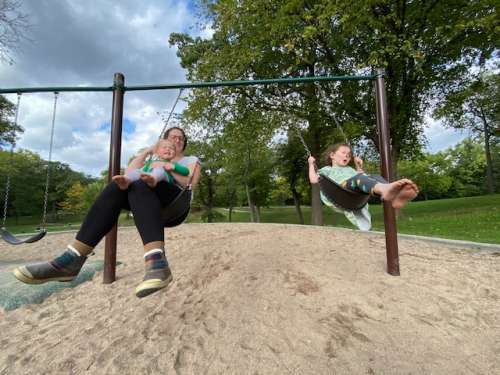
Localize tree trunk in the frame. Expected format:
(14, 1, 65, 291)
(304, 64, 324, 226)
(291, 188, 304, 224)
(483, 120, 495, 194)
(311, 183, 323, 225)
(228, 205, 233, 222)
(255, 205, 261, 223)
(389, 147, 398, 181)
(206, 175, 215, 223)
(245, 184, 256, 222)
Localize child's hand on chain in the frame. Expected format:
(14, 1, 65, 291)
(354, 156, 364, 171)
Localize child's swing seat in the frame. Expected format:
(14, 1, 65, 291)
(318, 174, 371, 211)
(0, 228, 47, 245)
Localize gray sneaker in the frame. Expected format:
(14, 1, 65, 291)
(135, 251, 172, 298)
(13, 250, 87, 284)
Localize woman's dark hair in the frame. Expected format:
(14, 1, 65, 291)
(322, 142, 351, 165)
(164, 126, 188, 151)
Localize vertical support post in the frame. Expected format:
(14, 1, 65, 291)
(103, 73, 125, 284)
(374, 68, 400, 276)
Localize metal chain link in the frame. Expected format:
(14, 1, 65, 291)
(159, 88, 183, 139)
(40, 92, 59, 229)
(2, 93, 22, 228)
(2, 176, 10, 228)
(291, 124, 312, 157)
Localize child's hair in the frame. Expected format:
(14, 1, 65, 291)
(154, 139, 176, 155)
(322, 143, 351, 165)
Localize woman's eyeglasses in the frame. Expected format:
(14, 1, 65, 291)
(168, 135, 184, 141)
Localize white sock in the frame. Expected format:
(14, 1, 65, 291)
(143, 248, 164, 258)
(68, 244, 82, 257)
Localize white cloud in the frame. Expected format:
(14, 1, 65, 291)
(2, 0, 465, 178)
(2, 0, 201, 177)
(423, 116, 469, 153)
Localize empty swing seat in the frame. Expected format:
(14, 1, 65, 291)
(0, 228, 47, 246)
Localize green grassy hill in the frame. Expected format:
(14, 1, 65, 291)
(188, 194, 500, 244)
(3, 194, 499, 244)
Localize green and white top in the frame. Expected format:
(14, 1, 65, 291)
(317, 165, 371, 231)
(143, 156, 198, 185)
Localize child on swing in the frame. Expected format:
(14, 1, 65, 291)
(308, 143, 418, 230)
(308, 143, 419, 209)
(113, 138, 190, 189)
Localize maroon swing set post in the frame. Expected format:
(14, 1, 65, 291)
(102, 69, 400, 283)
(374, 68, 400, 276)
(103, 73, 125, 284)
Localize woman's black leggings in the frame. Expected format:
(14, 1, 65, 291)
(76, 180, 181, 247)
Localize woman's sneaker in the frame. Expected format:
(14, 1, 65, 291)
(135, 249, 173, 298)
(13, 248, 87, 284)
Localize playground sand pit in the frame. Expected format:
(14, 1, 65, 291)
(0, 223, 499, 374)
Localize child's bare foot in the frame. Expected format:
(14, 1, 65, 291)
(112, 175, 131, 190)
(392, 183, 418, 209)
(140, 173, 158, 188)
(375, 179, 418, 209)
(376, 179, 407, 202)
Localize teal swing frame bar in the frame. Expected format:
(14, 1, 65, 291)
(1, 70, 400, 281)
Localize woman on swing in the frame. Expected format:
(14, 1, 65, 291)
(13, 127, 200, 298)
(308, 142, 418, 213)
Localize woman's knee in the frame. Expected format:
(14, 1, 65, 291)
(100, 181, 125, 199)
(128, 179, 150, 193)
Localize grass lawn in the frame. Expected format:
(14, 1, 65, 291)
(2, 194, 499, 245)
(187, 194, 500, 244)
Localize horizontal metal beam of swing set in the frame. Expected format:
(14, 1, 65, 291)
(0, 74, 380, 94)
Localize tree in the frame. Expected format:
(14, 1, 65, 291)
(398, 155, 453, 200)
(0, 0, 30, 64)
(0, 1, 30, 149)
(171, 0, 499, 224)
(59, 182, 86, 215)
(0, 149, 95, 223)
(0, 95, 23, 148)
(443, 138, 489, 197)
(434, 71, 500, 193)
(274, 134, 309, 224)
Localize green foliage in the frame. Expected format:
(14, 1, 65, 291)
(399, 155, 453, 200)
(59, 182, 86, 214)
(193, 194, 500, 244)
(0, 149, 95, 222)
(0, 95, 23, 147)
(399, 137, 496, 199)
(173, 0, 498, 163)
(444, 138, 488, 197)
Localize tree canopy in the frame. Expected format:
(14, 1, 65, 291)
(171, 0, 499, 223)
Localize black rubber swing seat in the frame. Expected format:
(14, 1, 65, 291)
(0, 227, 47, 245)
(161, 188, 192, 228)
(318, 174, 371, 211)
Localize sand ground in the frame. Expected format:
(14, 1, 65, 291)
(0, 223, 499, 375)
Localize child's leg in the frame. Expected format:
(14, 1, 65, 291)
(342, 173, 381, 195)
(343, 173, 418, 209)
(140, 167, 168, 188)
(112, 169, 141, 190)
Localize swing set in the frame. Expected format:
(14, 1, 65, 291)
(0, 69, 401, 279)
(1, 93, 59, 245)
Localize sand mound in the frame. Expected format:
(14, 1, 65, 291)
(0, 223, 499, 374)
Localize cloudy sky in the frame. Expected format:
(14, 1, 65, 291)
(1, 0, 466, 177)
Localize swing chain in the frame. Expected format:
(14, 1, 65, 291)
(40, 92, 59, 229)
(1, 176, 9, 228)
(159, 88, 184, 139)
(289, 123, 311, 157)
(2, 93, 22, 228)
